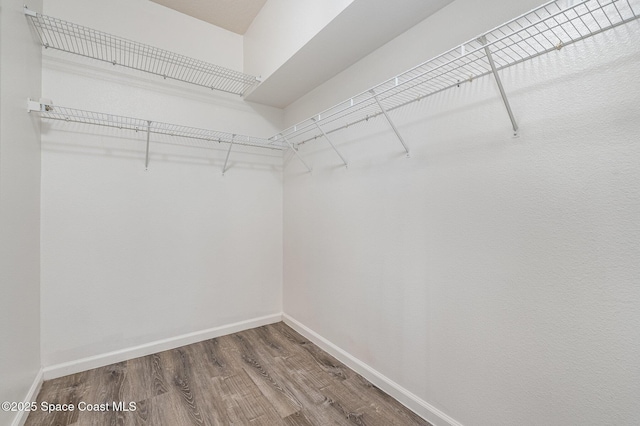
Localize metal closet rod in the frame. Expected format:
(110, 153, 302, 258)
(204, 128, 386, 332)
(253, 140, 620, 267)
(23, 6, 260, 96)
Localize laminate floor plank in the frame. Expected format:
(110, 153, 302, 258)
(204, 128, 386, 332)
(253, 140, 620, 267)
(223, 371, 261, 399)
(269, 324, 354, 381)
(209, 376, 250, 425)
(249, 326, 293, 359)
(232, 331, 305, 418)
(282, 355, 333, 390)
(160, 346, 219, 426)
(74, 362, 128, 426)
(341, 376, 429, 426)
(246, 393, 285, 425)
(121, 354, 167, 403)
(24, 370, 89, 426)
(187, 339, 230, 379)
(137, 391, 198, 426)
(26, 322, 430, 426)
(282, 410, 315, 426)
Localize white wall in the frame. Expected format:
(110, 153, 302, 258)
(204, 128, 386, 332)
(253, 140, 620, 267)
(0, 0, 43, 424)
(243, 0, 353, 79)
(40, 0, 284, 369)
(283, 1, 640, 425)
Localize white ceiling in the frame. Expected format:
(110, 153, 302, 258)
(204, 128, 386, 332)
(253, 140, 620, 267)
(149, 0, 267, 35)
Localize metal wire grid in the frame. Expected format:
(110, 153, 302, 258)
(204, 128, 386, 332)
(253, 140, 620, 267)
(25, 10, 259, 96)
(36, 106, 286, 151)
(279, 0, 639, 145)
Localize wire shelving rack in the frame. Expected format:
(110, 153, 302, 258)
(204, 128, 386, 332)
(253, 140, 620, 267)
(24, 0, 640, 174)
(24, 7, 259, 96)
(276, 0, 639, 165)
(28, 100, 285, 173)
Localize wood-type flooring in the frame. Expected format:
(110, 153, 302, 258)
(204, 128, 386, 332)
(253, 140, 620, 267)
(26, 322, 429, 425)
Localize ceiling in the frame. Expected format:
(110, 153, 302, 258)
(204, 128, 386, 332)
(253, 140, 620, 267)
(149, 0, 267, 35)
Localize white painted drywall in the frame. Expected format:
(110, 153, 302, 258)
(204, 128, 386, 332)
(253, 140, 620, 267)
(0, 0, 43, 424)
(40, 0, 285, 367)
(283, 0, 640, 425)
(243, 0, 353, 80)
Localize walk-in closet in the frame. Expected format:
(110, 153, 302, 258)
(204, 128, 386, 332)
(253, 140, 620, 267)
(1, 0, 639, 425)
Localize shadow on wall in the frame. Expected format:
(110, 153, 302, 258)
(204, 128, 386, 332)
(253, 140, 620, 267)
(40, 123, 284, 177)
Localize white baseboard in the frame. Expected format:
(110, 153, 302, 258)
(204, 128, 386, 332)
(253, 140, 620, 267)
(43, 313, 283, 380)
(282, 313, 463, 426)
(11, 368, 44, 426)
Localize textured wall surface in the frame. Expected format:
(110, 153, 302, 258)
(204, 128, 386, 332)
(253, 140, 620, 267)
(283, 1, 640, 424)
(0, 0, 43, 424)
(40, 0, 285, 367)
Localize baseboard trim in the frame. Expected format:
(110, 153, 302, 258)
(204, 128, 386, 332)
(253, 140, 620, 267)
(11, 368, 44, 426)
(282, 314, 463, 426)
(43, 313, 283, 380)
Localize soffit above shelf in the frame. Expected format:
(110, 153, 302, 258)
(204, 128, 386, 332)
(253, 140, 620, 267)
(244, 0, 454, 109)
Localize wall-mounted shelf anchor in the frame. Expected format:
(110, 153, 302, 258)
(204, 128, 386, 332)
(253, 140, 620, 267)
(27, 98, 53, 112)
(23, 6, 37, 17)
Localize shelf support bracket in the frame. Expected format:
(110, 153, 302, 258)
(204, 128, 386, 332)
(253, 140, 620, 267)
(222, 134, 235, 176)
(27, 98, 53, 112)
(280, 134, 312, 173)
(480, 36, 519, 136)
(145, 121, 152, 170)
(313, 119, 348, 168)
(23, 6, 38, 17)
(370, 90, 410, 156)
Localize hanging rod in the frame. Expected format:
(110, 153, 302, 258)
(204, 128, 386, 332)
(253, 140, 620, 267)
(27, 99, 285, 152)
(23, 7, 260, 96)
(278, 0, 640, 147)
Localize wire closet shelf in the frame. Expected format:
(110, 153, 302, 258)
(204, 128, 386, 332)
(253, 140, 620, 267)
(24, 7, 259, 96)
(28, 103, 286, 152)
(275, 0, 639, 148)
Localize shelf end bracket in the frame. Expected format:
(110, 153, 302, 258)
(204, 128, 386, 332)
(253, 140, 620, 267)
(27, 98, 53, 112)
(480, 36, 519, 136)
(23, 6, 37, 17)
(370, 90, 410, 156)
(312, 119, 348, 168)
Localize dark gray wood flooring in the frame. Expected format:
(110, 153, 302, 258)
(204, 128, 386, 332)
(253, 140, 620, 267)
(26, 322, 429, 425)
